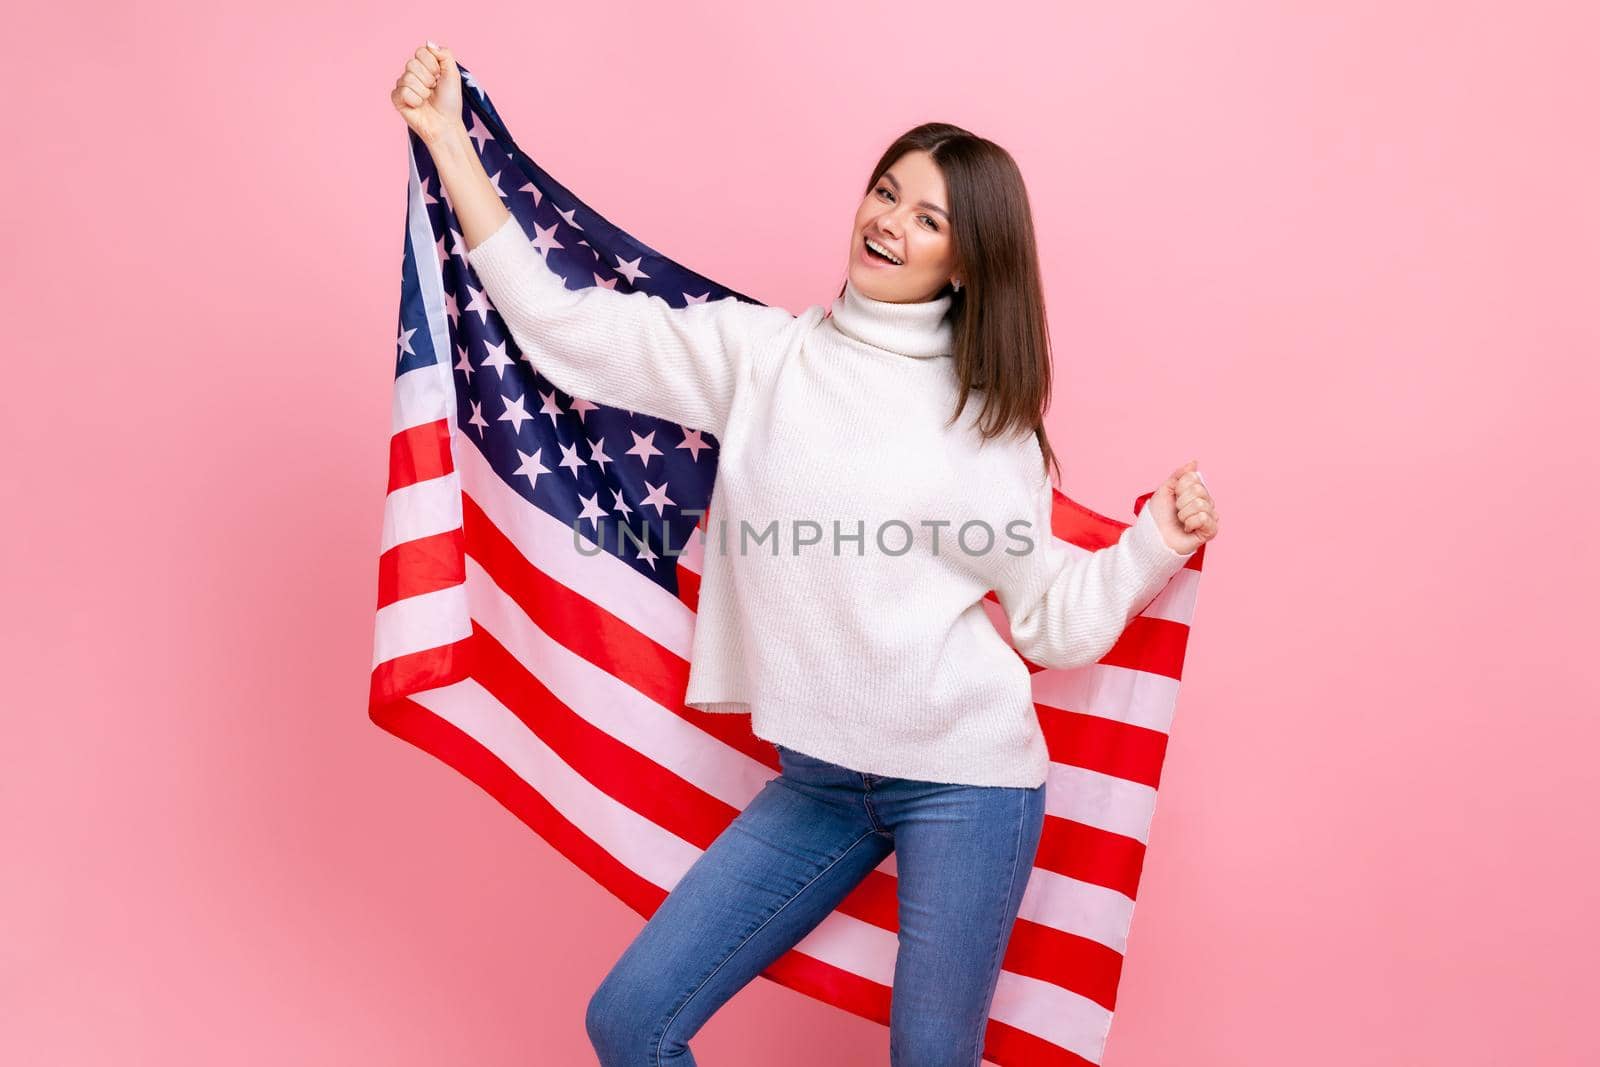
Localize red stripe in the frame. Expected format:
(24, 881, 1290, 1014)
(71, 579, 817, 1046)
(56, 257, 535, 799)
(368, 636, 472, 709)
(375, 529, 465, 609)
(1040, 707, 1169, 791)
(984, 1017, 1102, 1067)
(759, 950, 891, 1028)
(387, 418, 453, 494)
(1100, 615, 1191, 680)
(1002, 913, 1125, 1012)
(1035, 813, 1147, 902)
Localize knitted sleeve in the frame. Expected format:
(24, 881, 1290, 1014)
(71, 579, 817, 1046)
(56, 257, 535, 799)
(465, 213, 797, 435)
(992, 474, 1196, 671)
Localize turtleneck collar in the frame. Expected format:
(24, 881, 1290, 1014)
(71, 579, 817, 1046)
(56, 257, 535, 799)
(826, 276, 954, 359)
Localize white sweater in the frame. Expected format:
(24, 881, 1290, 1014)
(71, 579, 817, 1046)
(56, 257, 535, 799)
(467, 213, 1195, 787)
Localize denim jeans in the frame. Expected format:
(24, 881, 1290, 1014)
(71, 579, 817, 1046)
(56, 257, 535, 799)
(584, 742, 1048, 1066)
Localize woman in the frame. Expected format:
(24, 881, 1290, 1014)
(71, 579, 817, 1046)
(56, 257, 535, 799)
(392, 41, 1219, 1067)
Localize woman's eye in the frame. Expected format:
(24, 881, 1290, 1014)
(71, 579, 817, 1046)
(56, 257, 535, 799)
(875, 187, 938, 230)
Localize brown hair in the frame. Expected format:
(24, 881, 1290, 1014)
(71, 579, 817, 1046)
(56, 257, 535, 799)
(840, 122, 1062, 487)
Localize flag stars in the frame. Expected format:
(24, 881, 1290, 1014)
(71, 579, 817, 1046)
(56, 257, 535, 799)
(480, 339, 516, 379)
(499, 390, 534, 433)
(537, 388, 565, 429)
(633, 530, 659, 570)
(555, 205, 584, 231)
(511, 446, 550, 489)
(609, 487, 632, 519)
(575, 491, 607, 528)
(557, 439, 586, 476)
(676, 428, 712, 461)
(569, 397, 598, 423)
(466, 112, 494, 150)
(454, 343, 474, 380)
(588, 435, 614, 471)
(464, 282, 495, 324)
(612, 255, 650, 284)
(466, 400, 489, 437)
(486, 168, 507, 200)
(639, 479, 676, 517)
(529, 220, 563, 256)
(396, 325, 418, 358)
(626, 429, 662, 466)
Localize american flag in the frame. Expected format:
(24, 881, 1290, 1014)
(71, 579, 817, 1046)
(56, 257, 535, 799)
(371, 63, 1207, 1067)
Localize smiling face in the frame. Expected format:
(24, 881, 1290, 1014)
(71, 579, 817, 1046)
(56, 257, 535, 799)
(847, 149, 961, 304)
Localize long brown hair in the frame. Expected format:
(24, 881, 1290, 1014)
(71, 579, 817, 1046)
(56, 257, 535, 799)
(840, 123, 1062, 487)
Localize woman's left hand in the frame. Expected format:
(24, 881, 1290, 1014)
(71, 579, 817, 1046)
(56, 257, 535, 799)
(1150, 460, 1219, 555)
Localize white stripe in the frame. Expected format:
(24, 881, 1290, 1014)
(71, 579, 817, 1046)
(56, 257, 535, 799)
(1020, 865, 1135, 955)
(392, 363, 452, 435)
(1139, 567, 1199, 624)
(412, 677, 1115, 1061)
(1031, 662, 1183, 735)
(371, 584, 472, 669)
(1045, 761, 1158, 844)
(379, 473, 464, 554)
(990, 965, 1113, 1065)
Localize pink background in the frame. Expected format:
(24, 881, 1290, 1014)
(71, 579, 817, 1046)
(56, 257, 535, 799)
(5, 1, 1596, 1063)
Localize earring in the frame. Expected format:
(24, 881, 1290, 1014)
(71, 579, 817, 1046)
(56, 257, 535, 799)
(951, 278, 963, 292)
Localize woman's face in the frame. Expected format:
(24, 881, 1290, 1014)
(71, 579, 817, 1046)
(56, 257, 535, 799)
(846, 149, 960, 304)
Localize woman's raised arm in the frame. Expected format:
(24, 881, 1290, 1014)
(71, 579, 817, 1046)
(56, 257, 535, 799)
(394, 43, 512, 252)
(398, 43, 796, 434)
(463, 212, 798, 435)
(993, 474, 1196, 671)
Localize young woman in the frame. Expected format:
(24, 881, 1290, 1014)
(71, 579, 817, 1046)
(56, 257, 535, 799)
(393, 41, 1219, 1067)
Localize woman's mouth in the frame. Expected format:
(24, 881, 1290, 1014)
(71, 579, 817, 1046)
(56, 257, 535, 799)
(860, 234, 903, 268)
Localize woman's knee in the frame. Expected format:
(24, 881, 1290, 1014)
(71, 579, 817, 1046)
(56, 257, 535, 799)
(585, 964, 681, 1064)
(585, 970, 643, 1059)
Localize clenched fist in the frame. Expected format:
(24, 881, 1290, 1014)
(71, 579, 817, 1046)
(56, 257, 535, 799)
(390, 41, 463, 146)
(1149, 460, 1219, 555)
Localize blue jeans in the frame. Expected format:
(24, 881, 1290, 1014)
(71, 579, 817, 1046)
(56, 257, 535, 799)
(585, 743, 1047, 1066)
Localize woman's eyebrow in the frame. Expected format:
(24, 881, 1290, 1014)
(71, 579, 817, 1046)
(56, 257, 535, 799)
(882, 171, 950, 221)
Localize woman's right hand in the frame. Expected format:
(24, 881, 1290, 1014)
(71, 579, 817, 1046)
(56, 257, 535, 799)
(390, 41, 463, 147)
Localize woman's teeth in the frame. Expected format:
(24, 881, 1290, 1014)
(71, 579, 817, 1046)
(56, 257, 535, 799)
(865, 237, 902, 265)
